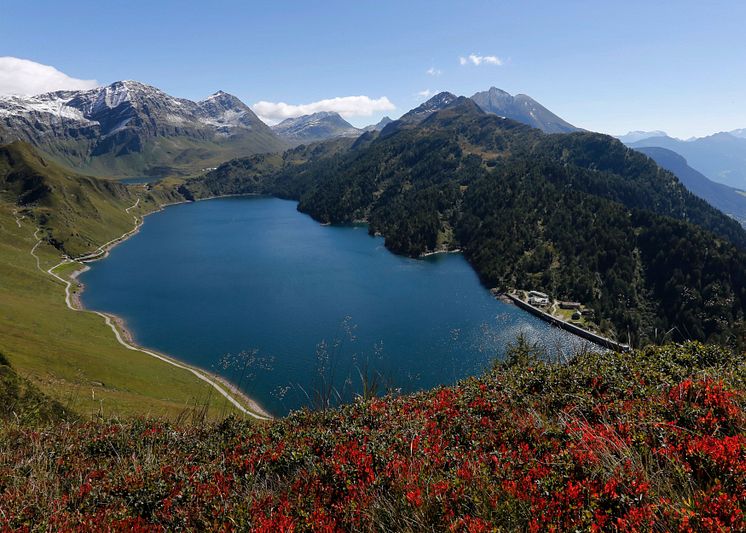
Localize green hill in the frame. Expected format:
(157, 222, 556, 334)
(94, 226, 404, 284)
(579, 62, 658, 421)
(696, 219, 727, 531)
(0, 140, 142, 256)
(181, 136, 357, 199)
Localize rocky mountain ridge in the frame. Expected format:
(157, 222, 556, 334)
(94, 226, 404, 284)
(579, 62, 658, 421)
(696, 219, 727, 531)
(0, 81, 283, 177)
(271, 111, 362, 144)
(470, 87, 579, 133)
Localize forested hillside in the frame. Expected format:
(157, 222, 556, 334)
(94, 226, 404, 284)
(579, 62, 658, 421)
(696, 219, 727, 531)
(637, 146, 746, 226)
(185, 97, 746, 347)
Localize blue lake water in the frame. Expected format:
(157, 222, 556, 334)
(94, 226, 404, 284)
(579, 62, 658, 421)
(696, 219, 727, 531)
(80, 197, 594, 415)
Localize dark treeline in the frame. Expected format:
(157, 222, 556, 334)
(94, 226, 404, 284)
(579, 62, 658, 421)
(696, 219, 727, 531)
(184, 100, 746, 348)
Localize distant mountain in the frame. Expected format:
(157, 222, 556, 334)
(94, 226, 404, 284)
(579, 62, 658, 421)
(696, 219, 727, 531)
(627, 132, 746, 189)
(637, 146, 746, 227)
(271, 112, 362, 144)
(363, 116, 393, 132)
(729, 128, 746, 139)
(470, 87, 578, 133)
(382, 88, 577, 138)
(379, 92, 461, 137)
(398, 92, 458, 125)
(616, 130, 668, 144)
(0, 81, 284, 178)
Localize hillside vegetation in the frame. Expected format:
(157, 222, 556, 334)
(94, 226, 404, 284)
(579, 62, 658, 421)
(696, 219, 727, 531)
(0, 351, 68, 425)
(1, 341, 743, 531)
(185, 98, 746, 347)
(0, 140, 143, 256)
(181, 137, 356, 199)
(0, 141, 252, 419)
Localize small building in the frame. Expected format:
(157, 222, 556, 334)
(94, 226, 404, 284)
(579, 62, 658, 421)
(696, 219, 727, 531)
(527, 290, 550, 307)
(559, 301, 581, 310)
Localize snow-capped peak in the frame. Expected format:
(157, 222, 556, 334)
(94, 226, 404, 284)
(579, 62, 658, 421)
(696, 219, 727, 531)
(206, 90, 229, 99)
(0, 80, 263, 138)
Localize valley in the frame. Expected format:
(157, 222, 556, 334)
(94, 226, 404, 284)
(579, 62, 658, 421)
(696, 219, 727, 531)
(1, 3, 745, 529)
(627, 131, 746, 190)
(3, 83, 746, 422)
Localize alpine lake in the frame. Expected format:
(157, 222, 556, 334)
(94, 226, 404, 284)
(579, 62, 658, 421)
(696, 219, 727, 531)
(80, 196, 595, 416)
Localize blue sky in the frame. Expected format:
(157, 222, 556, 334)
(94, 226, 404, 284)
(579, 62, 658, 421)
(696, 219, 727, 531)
(1, 0, 744, 137)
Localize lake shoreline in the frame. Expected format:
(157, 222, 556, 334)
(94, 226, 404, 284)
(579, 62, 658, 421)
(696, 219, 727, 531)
(419, 248, 462, 258)
(67, 193, 274, 420)
(82, 194, 598, 414)
(504, 292, 629, 352)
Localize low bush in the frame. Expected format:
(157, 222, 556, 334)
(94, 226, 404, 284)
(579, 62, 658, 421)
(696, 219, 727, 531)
(1, 341, 743, 531)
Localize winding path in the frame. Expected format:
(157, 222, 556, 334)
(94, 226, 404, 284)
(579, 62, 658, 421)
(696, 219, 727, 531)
(28, 198, 271, 421)
(12, 209, 24, 228)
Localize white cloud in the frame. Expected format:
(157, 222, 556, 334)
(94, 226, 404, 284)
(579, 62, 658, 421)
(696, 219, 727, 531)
(426, 67, 442, 76)
(459, 54, 503, 66)
(253, 95, 395, 124)
(416, 89, 433, 99)
(0, 57, 98, 96)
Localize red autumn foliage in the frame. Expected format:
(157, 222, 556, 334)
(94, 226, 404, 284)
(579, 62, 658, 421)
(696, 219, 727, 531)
(0, 342, 743, 531)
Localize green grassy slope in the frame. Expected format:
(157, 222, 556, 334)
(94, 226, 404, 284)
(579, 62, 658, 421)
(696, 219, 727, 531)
(0, 140, 142, 256)
(38, 130, 285, 180)
(0, 142, 256, 419)
(0, 351, 68, 425)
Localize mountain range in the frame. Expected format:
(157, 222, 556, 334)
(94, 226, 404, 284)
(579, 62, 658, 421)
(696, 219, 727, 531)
(637, 146, 746, 227)
(271, 111, 396, 145)
(375, 88, 579, 139)
(0, 82, 584, 179)
(621, 131, 746, 190)
(0, 81, 283, 178)
(3, 77, 746, 241)
(616, 130, 668, 144)
(274, 87, 579, 145)
(265, 88, 579, 145)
